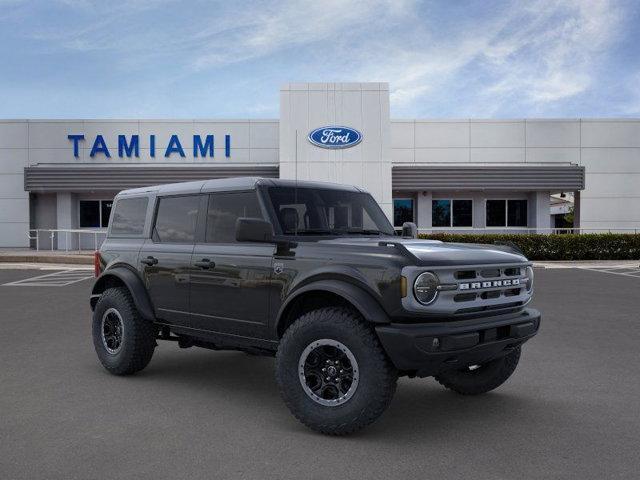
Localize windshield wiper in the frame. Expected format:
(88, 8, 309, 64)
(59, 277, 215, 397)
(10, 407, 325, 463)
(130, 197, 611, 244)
(345, 229, 386, 235)
(293, 229, 333, 235)
(289, 229, 391, 236)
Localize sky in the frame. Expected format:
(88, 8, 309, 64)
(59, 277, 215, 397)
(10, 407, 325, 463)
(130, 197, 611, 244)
(0, 0, 638, 119)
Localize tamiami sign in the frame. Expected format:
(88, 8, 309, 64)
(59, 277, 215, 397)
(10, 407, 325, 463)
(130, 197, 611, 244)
(67, 134, 231, 158)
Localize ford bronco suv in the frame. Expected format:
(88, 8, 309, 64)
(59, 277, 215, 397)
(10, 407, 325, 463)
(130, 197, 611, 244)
(91, 177, 540, 435)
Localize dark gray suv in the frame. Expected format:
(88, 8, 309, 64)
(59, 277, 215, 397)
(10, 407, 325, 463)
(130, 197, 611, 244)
(90, 177, 540, 435)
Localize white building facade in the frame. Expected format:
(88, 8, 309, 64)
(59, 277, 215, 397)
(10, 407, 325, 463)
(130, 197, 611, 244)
(1, 82, 638, 249)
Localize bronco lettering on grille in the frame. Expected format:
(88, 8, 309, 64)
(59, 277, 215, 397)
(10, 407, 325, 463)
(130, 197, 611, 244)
(459, 278, 520, 290)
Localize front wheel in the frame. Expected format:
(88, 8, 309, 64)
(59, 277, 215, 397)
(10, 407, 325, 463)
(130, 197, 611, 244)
(276, 307, 397, 435)
(435, 347, 521, 395)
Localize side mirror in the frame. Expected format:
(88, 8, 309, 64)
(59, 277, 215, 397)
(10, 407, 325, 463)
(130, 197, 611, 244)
(402, 222, 418, 239)
(236, 217, 274, 243)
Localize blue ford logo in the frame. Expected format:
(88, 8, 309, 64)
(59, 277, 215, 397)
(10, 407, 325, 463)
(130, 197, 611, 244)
(308, 126, 362, 149)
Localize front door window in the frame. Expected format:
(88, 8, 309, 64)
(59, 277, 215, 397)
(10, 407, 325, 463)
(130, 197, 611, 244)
(189, 191, 273, 334)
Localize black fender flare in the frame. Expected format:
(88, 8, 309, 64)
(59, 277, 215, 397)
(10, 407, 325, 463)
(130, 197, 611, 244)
(90, 267, 155, 321)
(276, 279, 390, 334)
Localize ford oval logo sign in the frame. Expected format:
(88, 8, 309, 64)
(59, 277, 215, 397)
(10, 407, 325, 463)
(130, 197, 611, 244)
(308, 126, 362, 149)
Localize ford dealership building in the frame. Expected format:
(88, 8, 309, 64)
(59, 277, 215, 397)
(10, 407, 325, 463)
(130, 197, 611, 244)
(0, 82, 638, 248)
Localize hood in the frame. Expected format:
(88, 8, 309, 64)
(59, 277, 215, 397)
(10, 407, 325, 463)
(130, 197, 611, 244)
(399, 239, 528, 266)
(316, 237, 528, 266)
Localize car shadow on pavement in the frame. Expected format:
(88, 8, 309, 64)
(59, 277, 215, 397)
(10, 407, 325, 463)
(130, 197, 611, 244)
(368, 381, 548, 441)
(101, 346, 560, 441)
(117, 347, 283, 402)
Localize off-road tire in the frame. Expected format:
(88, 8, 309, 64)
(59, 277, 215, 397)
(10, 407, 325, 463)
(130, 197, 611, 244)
(435, 347, 521, 395)
(92, 287, 156, 375)
(276, 307, 397, 435)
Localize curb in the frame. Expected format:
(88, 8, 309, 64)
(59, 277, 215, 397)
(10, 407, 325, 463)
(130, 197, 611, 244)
(0, 255, 92, 265)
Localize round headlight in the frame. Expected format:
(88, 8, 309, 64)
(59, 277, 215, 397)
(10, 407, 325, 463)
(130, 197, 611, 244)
(525, 266, 534, 292)
(414, 272, 439, 305)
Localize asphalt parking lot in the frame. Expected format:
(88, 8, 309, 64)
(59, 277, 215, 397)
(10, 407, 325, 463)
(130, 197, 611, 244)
(1, 266, 639, 479)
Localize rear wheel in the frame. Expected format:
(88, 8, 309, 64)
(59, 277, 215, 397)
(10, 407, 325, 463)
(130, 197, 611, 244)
(276, 307, 397, 435)
(92, 287, 156, 375)
(435, 347, 521, 395)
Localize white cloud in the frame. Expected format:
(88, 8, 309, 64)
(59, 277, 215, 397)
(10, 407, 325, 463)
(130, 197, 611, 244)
(480, 0, 622, 105)
(353, 0, 624, 112)
(618, 71, 640, 115)
(322, 0, 622, 114)
(6, 0, 629, 117)
(20, 0, 411, 61)
(190, 0, 414, 70)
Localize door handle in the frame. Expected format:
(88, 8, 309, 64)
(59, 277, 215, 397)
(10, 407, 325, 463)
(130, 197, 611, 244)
(194, 258, 214, 269)
(141, 256, 158, 266)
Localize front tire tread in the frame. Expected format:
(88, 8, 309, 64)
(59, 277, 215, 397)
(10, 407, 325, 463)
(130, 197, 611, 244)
(276, 307, 397, 436)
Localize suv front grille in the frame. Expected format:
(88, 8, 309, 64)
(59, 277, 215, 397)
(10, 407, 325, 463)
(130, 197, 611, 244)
(454, 270, 476, 280)
(479, 268, 501, 278)
(503, 267, 522, 277)
(401, 263, 532, 317)
(454, 300, 526, 315)
(446, 265, 529, 314)
(453, 287, 523, 304)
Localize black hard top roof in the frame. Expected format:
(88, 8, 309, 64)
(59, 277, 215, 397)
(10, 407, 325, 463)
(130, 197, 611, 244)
(116, 177, 364, 197)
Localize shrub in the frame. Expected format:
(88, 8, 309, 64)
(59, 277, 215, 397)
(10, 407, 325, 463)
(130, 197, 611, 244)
(417, 233, 640, 261)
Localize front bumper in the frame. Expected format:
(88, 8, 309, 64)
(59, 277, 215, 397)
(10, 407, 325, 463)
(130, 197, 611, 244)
(376, 308, 541, 377)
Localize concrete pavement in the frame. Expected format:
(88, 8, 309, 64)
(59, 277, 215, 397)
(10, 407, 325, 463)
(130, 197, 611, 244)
(0, 267, 639, 479)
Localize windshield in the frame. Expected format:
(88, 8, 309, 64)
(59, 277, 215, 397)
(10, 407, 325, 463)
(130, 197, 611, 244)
(267, 186, 395, 236)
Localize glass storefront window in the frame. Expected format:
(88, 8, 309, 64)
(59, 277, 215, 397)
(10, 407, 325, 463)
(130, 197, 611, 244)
(507, 200, 528, 227)
(79, 201, 100, 228)
(486, 200, 506, 227)
(432, 199, 472, 227)
(393, 199, 414, 227)
(452, 200, 473, 227)
(101, 200, 113, 227)
(80, 199, 116, 228)
(431, 200, 450, 227)
(486, 199, 528, 227)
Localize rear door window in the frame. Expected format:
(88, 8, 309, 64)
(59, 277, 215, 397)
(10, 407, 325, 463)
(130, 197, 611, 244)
(153, 195, 200, 243)
(109, 197, 148, 236)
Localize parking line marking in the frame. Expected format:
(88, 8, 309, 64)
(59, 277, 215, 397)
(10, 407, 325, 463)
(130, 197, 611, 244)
(595, 266, 639, 271)
(578, 267, 640, 279)
(43, 273, 91, 280)
(2, 269, 94, 287)
(599, 268, 640, 274)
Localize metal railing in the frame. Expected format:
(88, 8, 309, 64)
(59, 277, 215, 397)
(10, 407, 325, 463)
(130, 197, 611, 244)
(27, 229, 106, 252)
(394, 227, 640, 235)
(25, 226, 638, 251)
